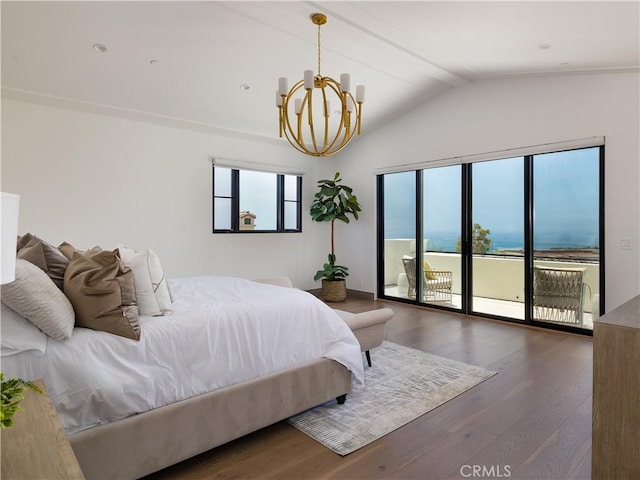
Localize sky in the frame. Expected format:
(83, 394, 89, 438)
(239, 170, 277, 230)
(384, 147, 600, 250)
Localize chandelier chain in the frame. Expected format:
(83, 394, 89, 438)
(317, 22, 322, 77)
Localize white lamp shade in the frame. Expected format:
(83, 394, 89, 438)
(1, 192, 20, 284)
(303, 70, 314, 90)
(340, 74, 350, 93)
(278, 77, 288, 96)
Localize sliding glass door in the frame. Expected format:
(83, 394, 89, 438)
(532, 148, 601, 330)
(381, 171, 416, 301)
(471, 158, 525, 320)
(422, 166, 461, 308)
(377, 145, 603, 333)
(379, 167, 462, 308)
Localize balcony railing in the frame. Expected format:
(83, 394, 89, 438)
(383, 239, 599, 329)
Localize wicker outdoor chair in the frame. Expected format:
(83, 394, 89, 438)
(533, 266, 586, 326)
(402, 256, 453, 303)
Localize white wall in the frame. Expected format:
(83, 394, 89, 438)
(0, 99, 329, 289)
(333, 71, 640, 312)
(2, 71, 639, 311)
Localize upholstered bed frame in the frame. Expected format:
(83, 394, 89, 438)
(68, 273, 352, 479)
(70, 357, 351, 479)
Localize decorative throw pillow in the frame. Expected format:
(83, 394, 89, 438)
(58, 242, 105, 263)
(64, 249, 140, 341)
(1, 259, 75, 341)
(117, 245, 173, 316)
(16, 234, 69, 290)
(423, 259, 437, 280)
(0, 303, 48, 356)
(16, 233, 34, 251)
(58, 241, 80, 261)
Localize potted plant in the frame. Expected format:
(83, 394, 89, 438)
(1, 373, 43, 428)
(310, 172, 362, 302)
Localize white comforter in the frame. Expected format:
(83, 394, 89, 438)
(1, 276, 364, 434)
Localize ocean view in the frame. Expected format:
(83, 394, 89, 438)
(386, 230, 600, 253)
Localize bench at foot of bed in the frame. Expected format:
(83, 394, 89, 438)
(332, 308, 394, 367)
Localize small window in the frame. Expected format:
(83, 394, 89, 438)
(213, 165, 302, 233)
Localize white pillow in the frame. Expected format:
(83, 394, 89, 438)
(117, 245, 173, 316)
(1, 303, 48, 356)
(1, 259, 75, 341)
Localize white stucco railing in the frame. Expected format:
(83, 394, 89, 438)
(384, 238, 600, 313)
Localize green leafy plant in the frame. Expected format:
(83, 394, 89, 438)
(1, 372, 43, 428)
(310, 172, 362, 281)
(313, 253, 349, 281)
(456, 223, 493, 254)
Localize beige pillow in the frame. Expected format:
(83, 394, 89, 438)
(58, 241, 80, 261)
(64, 249, 140, 341)
(17, 234, 69, 290)
(1, 259, 75, 340)
(117, 245, 173, 316)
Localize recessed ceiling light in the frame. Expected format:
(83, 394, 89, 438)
(560, 62, 571, 67)
(240, 83, 250, 91)
(92, 44, 107, 53)
(538, 43, 552, 50)
(150, 59, 158, 65)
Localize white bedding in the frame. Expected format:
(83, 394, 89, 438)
(0, 276, 364, 434)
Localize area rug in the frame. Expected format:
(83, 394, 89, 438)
(287, 341, 496, 455)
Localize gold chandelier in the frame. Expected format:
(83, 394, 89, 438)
(276, 13, 365, 157)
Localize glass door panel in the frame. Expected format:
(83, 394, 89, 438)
(471, 158, 525, 319)
(382, 171, 416, 301)
(532, 148, 600, 331)
(422, 166, 461, 309)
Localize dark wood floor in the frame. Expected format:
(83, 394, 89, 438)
(147, 297, 593, 480)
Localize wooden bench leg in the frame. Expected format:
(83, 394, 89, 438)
(365, 350, 372, 367)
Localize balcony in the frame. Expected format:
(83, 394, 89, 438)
(383, 239, 599, 330)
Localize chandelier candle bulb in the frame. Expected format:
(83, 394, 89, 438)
(294, 98, 303, 115)
(304, 70, 314, 90)
(340, 74, 350, 93)
(278, 77, 288, 96)
(356, 85, 365, 103)
(276, 90, 283, 107)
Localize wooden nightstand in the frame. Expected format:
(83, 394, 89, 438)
(1, 380, 84, 479)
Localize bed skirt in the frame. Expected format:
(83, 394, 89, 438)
(68, 358, 352, 479)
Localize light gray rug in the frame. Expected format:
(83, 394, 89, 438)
(288, 341, 496, 456)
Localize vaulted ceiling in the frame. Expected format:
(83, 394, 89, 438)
(2, 1, 638, 143)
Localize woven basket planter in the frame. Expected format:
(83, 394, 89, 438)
(322, 279, 347, 302)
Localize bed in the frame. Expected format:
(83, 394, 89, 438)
(1, 268, 363, 479)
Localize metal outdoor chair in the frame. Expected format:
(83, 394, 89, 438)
(402, 256, 453, 303)
(533, 266, 586, 326)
